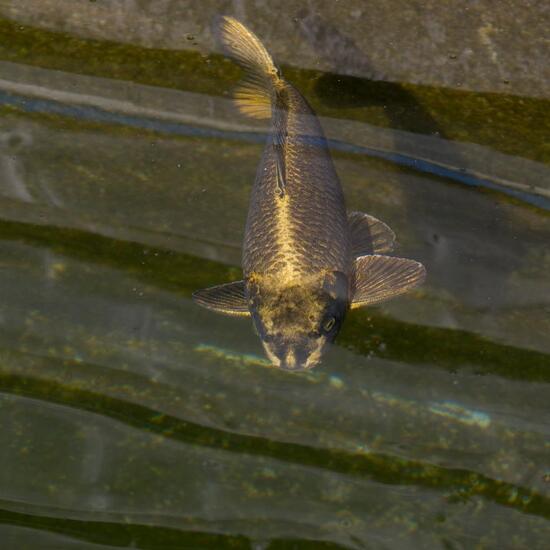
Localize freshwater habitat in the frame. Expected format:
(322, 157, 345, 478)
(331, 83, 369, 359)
(0, 1, 549, 548)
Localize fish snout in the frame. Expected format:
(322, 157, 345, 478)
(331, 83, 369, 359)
(263, 336, 326, 371)
(279, 347, 310, 371)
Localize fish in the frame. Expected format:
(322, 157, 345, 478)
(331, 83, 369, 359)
(193, 16, 426, 371)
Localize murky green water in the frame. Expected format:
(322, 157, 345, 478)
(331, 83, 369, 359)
(0, 3, 549, 549)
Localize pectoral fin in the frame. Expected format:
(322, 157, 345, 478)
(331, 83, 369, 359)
(351, 255, 426, 308)
(192, 281, 250, 316)
(348, 211, 396, 256)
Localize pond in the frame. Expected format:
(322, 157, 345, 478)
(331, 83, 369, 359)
(0, 2, 549, 548)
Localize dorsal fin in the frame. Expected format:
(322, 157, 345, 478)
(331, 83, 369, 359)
(272, 98, 289, 197)
(348, 211, 396, 256)
(351, 255, 426, 308)
(274, 149, 286, 196)
(192, 280, 250, 316)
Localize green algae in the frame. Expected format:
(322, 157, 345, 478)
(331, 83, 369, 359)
(0, 17, 548, 163)
(340, 309, 550, 382)
(195, 344, 271, 368)
(0, 508, 252, 550)
(1, 367, 548, 522)
(0, 506, 348, 549)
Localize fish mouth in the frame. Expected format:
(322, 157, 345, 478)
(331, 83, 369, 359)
(262, 337, 326, 371)
(279, 349, 311, 371)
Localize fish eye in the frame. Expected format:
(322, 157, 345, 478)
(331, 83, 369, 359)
(323, 317, 336, 332)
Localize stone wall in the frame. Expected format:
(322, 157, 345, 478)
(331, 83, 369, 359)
(0, 0, 548, 97)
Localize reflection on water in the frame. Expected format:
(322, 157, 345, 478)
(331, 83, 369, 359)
(0, 3, 549, 549)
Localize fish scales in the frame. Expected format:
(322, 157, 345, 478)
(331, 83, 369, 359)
(243, 83, 350, 280)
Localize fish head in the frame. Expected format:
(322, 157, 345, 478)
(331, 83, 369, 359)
(247, 272, 348, 371)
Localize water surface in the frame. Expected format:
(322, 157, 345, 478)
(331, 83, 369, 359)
(0, 4, 549, 549)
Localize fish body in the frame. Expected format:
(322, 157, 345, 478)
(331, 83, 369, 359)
(193, 17, 426, 370)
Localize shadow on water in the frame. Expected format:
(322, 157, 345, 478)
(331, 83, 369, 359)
(298, 11, 449, 137)
(297, 10, 550, 347)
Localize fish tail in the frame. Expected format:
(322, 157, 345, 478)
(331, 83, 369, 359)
(216, 16, 281, 119)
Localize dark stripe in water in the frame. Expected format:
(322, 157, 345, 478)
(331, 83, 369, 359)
(1, 369, 548, 521)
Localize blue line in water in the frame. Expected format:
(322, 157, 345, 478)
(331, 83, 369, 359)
(1, 90, 548, 210)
